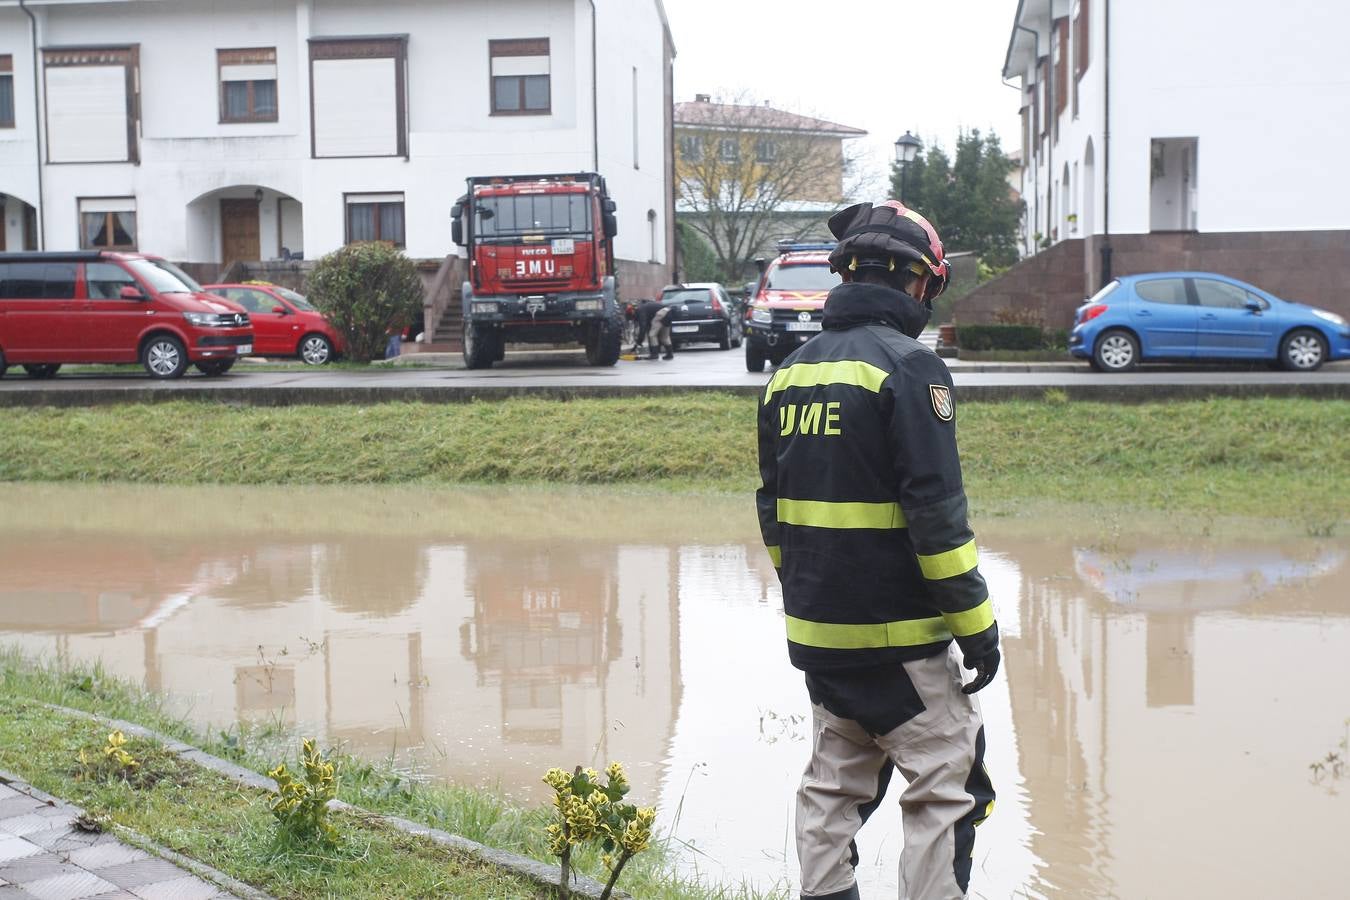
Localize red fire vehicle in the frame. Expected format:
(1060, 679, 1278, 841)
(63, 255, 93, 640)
(451, 173, 621, 368)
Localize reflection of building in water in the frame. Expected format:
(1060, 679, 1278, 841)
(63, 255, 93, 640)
(0, 529, 679, 804)
(991, 531, 1350, 899)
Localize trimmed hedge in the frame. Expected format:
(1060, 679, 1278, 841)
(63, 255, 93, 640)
(954, 324, 1044, 351)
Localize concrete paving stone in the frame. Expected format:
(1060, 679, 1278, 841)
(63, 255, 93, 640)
(20, 871, 119, 900)
(0, 817, 55, 839)
(94, 861, 191, 892)
(84, 894, 138, 900)
(0, 838, 44, 866)
(0, 855, 78, 884)
(129, 878, 220, 900)
(0, 886, 39, 898)
(0, 800, 47, 821)
(63, 846, 148, 873)
(0, 786, 22, 802)
(21, 830, 97, 854)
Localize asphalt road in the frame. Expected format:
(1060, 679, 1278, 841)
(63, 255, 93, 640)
(2, 344, 1348, 405)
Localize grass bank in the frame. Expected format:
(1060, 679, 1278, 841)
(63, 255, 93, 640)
(0, 650, 780, 900)
(2, 395, 1347, 524)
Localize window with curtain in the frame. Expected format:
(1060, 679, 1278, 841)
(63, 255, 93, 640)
(78, 198, 137, 250)
(489, 38, 550, 115)
(345, 193, 405, 247)
(0, 55, 14, 129)
(219, 48, 278, 123)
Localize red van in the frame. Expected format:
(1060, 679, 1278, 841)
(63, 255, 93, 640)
(203, 282, 344, 365)
(0, 251, 253, 378)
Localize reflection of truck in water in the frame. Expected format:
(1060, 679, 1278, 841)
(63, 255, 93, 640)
(459, 543, 617, 744)
(452, 173, 622, 369)
(1074, 545, 1345, 610)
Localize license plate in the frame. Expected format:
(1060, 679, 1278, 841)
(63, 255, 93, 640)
(236, 343, 252, 354)
(551, 238, 574, 254)
(672, 324, 698, 333)
(785, 322, 821, 332)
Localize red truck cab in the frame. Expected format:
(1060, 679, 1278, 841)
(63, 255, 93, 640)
(452, 173, 621, 369)
(743, 242, 840, 372)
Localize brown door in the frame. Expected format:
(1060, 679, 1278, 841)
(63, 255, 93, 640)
(220, 199, 260, 263)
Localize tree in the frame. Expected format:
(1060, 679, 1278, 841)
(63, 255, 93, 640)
(676, 222, 719, 283)
(307, 242, 424, 362)
(889, 129, 1023, 269)
(676, 98, 865, 284)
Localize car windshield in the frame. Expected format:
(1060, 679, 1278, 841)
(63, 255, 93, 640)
(275, 286, 317, 311)
(475, 192, 592, 238)
(662, 289, 713, 305)
(126, 258, 202, 294)
(766, 264, 838, 291)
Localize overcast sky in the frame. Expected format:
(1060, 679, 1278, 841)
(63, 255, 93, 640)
(663, 0, 1022, 194)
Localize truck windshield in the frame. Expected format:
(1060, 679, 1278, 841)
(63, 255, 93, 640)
(475, 193, 592, 238)
(766, 264, 839, 291)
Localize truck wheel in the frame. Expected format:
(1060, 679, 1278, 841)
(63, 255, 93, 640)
(745, 342, 766, 372)
(463, 322, 497, 370)
(585, 316, 622, 367)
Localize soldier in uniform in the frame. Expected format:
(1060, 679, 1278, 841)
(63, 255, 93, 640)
(756, 200, 1001, 900)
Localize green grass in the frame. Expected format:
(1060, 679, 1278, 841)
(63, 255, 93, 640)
(0, 651, 785, 900)
(1, 395, 1347, 524)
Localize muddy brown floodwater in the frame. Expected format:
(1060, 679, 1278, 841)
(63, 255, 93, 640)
(1, 483, 1347, 898)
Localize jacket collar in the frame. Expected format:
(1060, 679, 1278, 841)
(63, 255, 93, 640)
(822, 281, 930, 339)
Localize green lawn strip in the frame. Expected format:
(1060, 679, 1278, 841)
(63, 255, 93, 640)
(0, 698, 545, 900)
(0, 652, 786, 900)
(1, 396, 1347, 525)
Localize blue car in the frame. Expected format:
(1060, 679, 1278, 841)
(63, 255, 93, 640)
(1068, 272, 1350, 372)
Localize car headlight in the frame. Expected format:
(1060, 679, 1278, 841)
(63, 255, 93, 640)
(183, 312, 245, 327)
(471, 302, 498, 315)
(574, 299, 603, 311)
(751, 307, 772, 324)
(1313, 309, 1347, 327)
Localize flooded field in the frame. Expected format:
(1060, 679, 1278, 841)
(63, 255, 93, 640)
(1, 483, 1346, 898)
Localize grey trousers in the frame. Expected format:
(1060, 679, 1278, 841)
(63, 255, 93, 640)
(796, 648, 994, 900)
(647, 306, 672, 350)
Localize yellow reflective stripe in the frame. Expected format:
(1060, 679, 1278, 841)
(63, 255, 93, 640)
(942, 598, 995, 637)
(764, 359, 890, 401)
(777, 498, 907, 530)
(785, 615, 951, 649)
(766, 545, 782, 567)
(917, 539, 979, 580)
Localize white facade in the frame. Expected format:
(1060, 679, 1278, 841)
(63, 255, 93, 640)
(0, 0, 673, 267)
(1005, 0, 1350, 255)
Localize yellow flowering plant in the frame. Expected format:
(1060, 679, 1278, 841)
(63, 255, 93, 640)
(267, 738, 338, 845)
(77, 730, 141, 783)
(542, 762, 656, 900)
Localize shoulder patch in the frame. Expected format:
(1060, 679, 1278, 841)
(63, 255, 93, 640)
(929, 384, 954, 421)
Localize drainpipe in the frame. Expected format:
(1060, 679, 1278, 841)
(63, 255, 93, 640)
(18, 0, 44, 249)
(588, 0, 599, 171)
(1099, 0, 1113, 286)
(1013, 24, 1039, 257)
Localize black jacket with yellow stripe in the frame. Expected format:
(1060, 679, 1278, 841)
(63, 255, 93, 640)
(756, 281, 999, 671)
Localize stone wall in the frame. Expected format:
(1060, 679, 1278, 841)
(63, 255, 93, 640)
(955, 239, 1085, 328)
(616, 258, 673, 303)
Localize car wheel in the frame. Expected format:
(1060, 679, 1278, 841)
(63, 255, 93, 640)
(718, 323, 731, 351)
(194, 359, 235, 376)
(1278, 328, 1327, 372)
(1093, 329, 1139, 372)
(299, 333, 334, 366)
(0, 349, 6, 378)
(22, 364, 61, 379)
(745, 342, 766, 372)
(142, 335, 188, 379)
(463, 321, 497, 370)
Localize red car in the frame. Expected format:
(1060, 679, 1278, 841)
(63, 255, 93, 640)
(204, 282, 344, 365)
(0, 251, 253, 378)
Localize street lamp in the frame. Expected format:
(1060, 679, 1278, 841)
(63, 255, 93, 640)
(894, 131, 923, 205)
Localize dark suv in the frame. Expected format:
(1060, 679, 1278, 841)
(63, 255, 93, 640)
(659, 282, 741, 350)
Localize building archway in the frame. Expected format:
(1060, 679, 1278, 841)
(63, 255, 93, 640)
(0, 191, 39, 251)
(185, 185, 303, 264)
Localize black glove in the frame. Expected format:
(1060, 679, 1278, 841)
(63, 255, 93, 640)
(961, 646, 1001, 695)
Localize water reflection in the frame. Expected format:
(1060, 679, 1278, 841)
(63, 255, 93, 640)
(0, 485, 1346, 898)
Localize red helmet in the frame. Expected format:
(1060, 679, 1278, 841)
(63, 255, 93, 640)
(826, 200, 950, 302)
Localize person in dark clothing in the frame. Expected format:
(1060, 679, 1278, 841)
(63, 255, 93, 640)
(634, 297, 674, 360)
(756, 200, 1001, 900)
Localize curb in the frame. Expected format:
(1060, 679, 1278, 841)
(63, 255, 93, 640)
(45, 703, 626, 899)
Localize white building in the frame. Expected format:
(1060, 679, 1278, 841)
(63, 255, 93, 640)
(977, 0, 1350, 323)
(0, 0, 674, 297)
